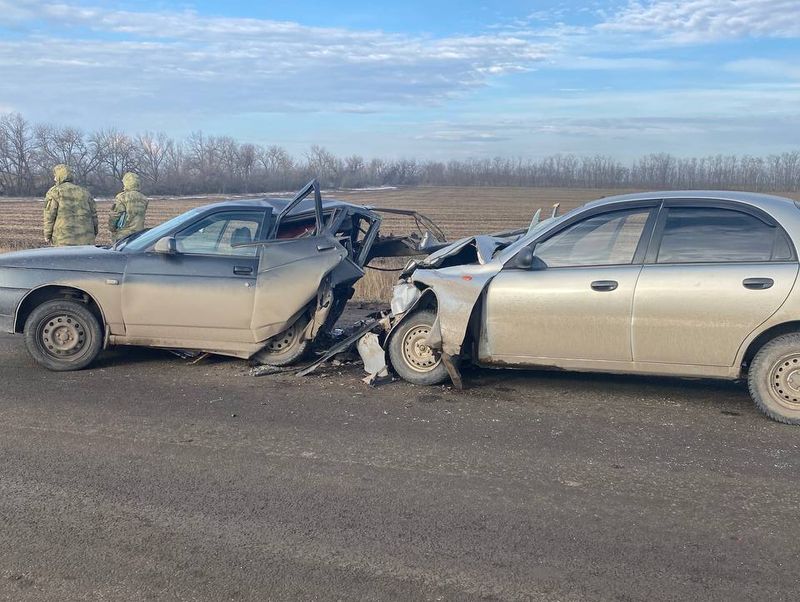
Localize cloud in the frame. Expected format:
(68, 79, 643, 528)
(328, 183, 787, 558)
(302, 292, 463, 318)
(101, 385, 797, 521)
(0, 0, 554, 123)
(599, 0, 800, 44)
(724, 59, 800, 80)
(414, 129, 510, 143)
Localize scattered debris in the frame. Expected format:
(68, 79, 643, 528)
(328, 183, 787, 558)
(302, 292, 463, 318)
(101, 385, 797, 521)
(251, 364, 293, 377)
(357, 332, 390, 385)
(296, 317, 383, 377)
(189, 352, 211, 365)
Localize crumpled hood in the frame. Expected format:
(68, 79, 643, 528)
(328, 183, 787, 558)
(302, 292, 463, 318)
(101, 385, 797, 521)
(122, 172, 141, 191)
(53, 164, 73, 184)
(0, 246, 125, 274)
(415, 234, 519, 269)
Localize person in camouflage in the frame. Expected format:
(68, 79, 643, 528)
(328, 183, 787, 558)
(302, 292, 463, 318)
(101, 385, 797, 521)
(108, 172, 149, 242)
(43, 164, 98, 246)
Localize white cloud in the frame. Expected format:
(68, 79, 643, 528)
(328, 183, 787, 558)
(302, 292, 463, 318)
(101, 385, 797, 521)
(600, 0, 800, 43)
(414, 129, 510, 143)
(0, 1, 554, 123)
(724, 59, 800, 80)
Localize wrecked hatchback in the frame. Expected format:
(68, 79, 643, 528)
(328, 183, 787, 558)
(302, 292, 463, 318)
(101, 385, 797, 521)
(0, 180, 443, 371)
(383, 191, 800, 425)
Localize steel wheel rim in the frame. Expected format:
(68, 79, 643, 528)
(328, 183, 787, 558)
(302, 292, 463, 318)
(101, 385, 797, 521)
(265, 323, 300, 354)
(768, 353, 800, 410)
(39, 313, 87, 359)
(402, 325, 441, 373)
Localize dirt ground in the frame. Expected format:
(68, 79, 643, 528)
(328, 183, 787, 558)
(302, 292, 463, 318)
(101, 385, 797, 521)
(1, 306, 800, 600)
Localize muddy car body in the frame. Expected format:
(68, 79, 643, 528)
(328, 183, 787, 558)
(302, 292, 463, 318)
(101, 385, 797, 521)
(387, 190, 800, 424)
(0, 180, 441, 371)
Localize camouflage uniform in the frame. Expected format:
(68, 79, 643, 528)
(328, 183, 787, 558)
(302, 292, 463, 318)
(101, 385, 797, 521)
(43, 165, 98, 246)
(108, 172, 149, 242)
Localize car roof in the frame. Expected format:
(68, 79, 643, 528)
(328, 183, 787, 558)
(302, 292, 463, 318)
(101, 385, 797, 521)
(584, 190, 797, 212)
(494, 190, 800, 264)
(196, 197, 367, 215)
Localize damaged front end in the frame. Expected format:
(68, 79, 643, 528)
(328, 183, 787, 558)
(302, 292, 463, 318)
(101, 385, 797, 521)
(290, 198, 564, 386)
(365, 207, 565, 387)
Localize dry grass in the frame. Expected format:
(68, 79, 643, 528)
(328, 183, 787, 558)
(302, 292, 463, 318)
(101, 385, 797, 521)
(4, 186, 798, 301)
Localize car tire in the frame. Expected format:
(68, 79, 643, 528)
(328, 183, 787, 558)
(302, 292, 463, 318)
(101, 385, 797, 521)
(23, 299, 103, 371)
(388, 309, 450, 386)
(253, 315, 311, 367)
(748, 332, 800, 425)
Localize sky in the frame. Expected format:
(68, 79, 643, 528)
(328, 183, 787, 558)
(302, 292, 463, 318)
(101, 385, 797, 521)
(0, 0, 799, 160)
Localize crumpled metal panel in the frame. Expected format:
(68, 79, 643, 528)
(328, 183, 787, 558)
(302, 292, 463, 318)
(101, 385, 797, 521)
(416, 234, 512, 268)
(409, 263, 501, 357)
(390, 282, 421, 316)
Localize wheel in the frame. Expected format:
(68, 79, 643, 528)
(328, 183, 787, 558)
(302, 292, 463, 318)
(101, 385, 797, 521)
(748, 333, 800, 425)
(388, 310, 449, 385)
(252, 315, 310, 367)
(23, 299, 103, 371)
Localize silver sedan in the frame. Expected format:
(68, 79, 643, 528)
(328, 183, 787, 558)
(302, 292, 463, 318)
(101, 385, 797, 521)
(386, 191, 800, 425)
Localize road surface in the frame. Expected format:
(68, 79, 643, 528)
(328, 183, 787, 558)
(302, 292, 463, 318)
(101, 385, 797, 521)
(1, 331, 798, 600)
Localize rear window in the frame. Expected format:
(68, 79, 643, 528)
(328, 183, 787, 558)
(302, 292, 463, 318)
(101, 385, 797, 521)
(657, 207, 783, 263)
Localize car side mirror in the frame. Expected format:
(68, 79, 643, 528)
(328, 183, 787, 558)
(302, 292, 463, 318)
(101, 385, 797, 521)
(154, 236, 177, 255)
(509, 247, 546, 271)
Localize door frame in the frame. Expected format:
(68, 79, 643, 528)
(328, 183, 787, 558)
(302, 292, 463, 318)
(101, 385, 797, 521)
(642, 199, 797, 265)
(503, 199, 663, 272)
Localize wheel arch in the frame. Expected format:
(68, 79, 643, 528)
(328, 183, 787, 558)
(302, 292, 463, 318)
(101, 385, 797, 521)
(14, 285, 106, 335)
(740, 320, 800, 377)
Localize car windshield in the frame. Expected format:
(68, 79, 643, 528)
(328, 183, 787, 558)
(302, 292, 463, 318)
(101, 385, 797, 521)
(123, 209, 203, 252)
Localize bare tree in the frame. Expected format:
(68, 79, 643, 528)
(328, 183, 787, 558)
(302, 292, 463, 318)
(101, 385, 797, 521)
(136, 132, 172, 186)
(2, 111, 800, 197)
(0, 113, 36, 195)
(91, 128, 138, 184)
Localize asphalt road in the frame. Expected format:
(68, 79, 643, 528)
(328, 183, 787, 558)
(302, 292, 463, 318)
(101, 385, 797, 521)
(1, 329, 799, 601)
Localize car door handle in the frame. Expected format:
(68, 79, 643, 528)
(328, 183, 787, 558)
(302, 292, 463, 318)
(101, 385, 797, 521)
(591, 280, 618, 292)
(743, 278, 774, 290)
(316, 243, 335, 252)
(233, 265, 253, 275)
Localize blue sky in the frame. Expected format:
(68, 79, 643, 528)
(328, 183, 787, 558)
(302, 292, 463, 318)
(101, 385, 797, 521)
(1, 0, 799, 159)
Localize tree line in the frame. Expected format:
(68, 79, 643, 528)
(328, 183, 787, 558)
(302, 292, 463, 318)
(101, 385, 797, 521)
(1, 112, 799, 197)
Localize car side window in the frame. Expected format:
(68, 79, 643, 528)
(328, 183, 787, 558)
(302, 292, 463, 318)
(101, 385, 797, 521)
(534, 208, 651, 268)
(657, 207, 781, 264)
(175, 211, 263, 256)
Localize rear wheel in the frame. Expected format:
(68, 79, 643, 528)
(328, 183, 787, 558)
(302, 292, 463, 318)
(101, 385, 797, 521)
(23, 299, 103, 371)
(749, 333, 800, 424)
(388, 310, 449, 385)
(253, 315, 311, 367)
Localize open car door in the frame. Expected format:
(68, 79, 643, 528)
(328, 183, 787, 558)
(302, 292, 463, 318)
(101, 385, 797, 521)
(249, 180, 362, 342)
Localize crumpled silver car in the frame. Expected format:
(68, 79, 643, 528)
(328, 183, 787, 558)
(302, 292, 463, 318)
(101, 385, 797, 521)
(385, 191, 800, 425)
(0, 180, 442, 371)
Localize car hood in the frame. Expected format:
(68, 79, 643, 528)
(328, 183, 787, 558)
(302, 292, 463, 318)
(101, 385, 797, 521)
(0, 246, 126, 273)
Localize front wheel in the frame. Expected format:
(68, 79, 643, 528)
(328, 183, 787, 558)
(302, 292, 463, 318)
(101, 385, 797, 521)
(252, 315, 311, 367)
(388, 310, 449, 386)
(23, 299, 103, 371)
(748, 333, 800, 425)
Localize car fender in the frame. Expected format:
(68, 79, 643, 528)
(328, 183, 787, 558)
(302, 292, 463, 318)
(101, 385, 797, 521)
(388, 263, 501, 358)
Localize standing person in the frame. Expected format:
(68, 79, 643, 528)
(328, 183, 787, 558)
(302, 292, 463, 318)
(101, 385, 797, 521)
(43, 164, 98, 247)
(108, 172, 149, 242)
